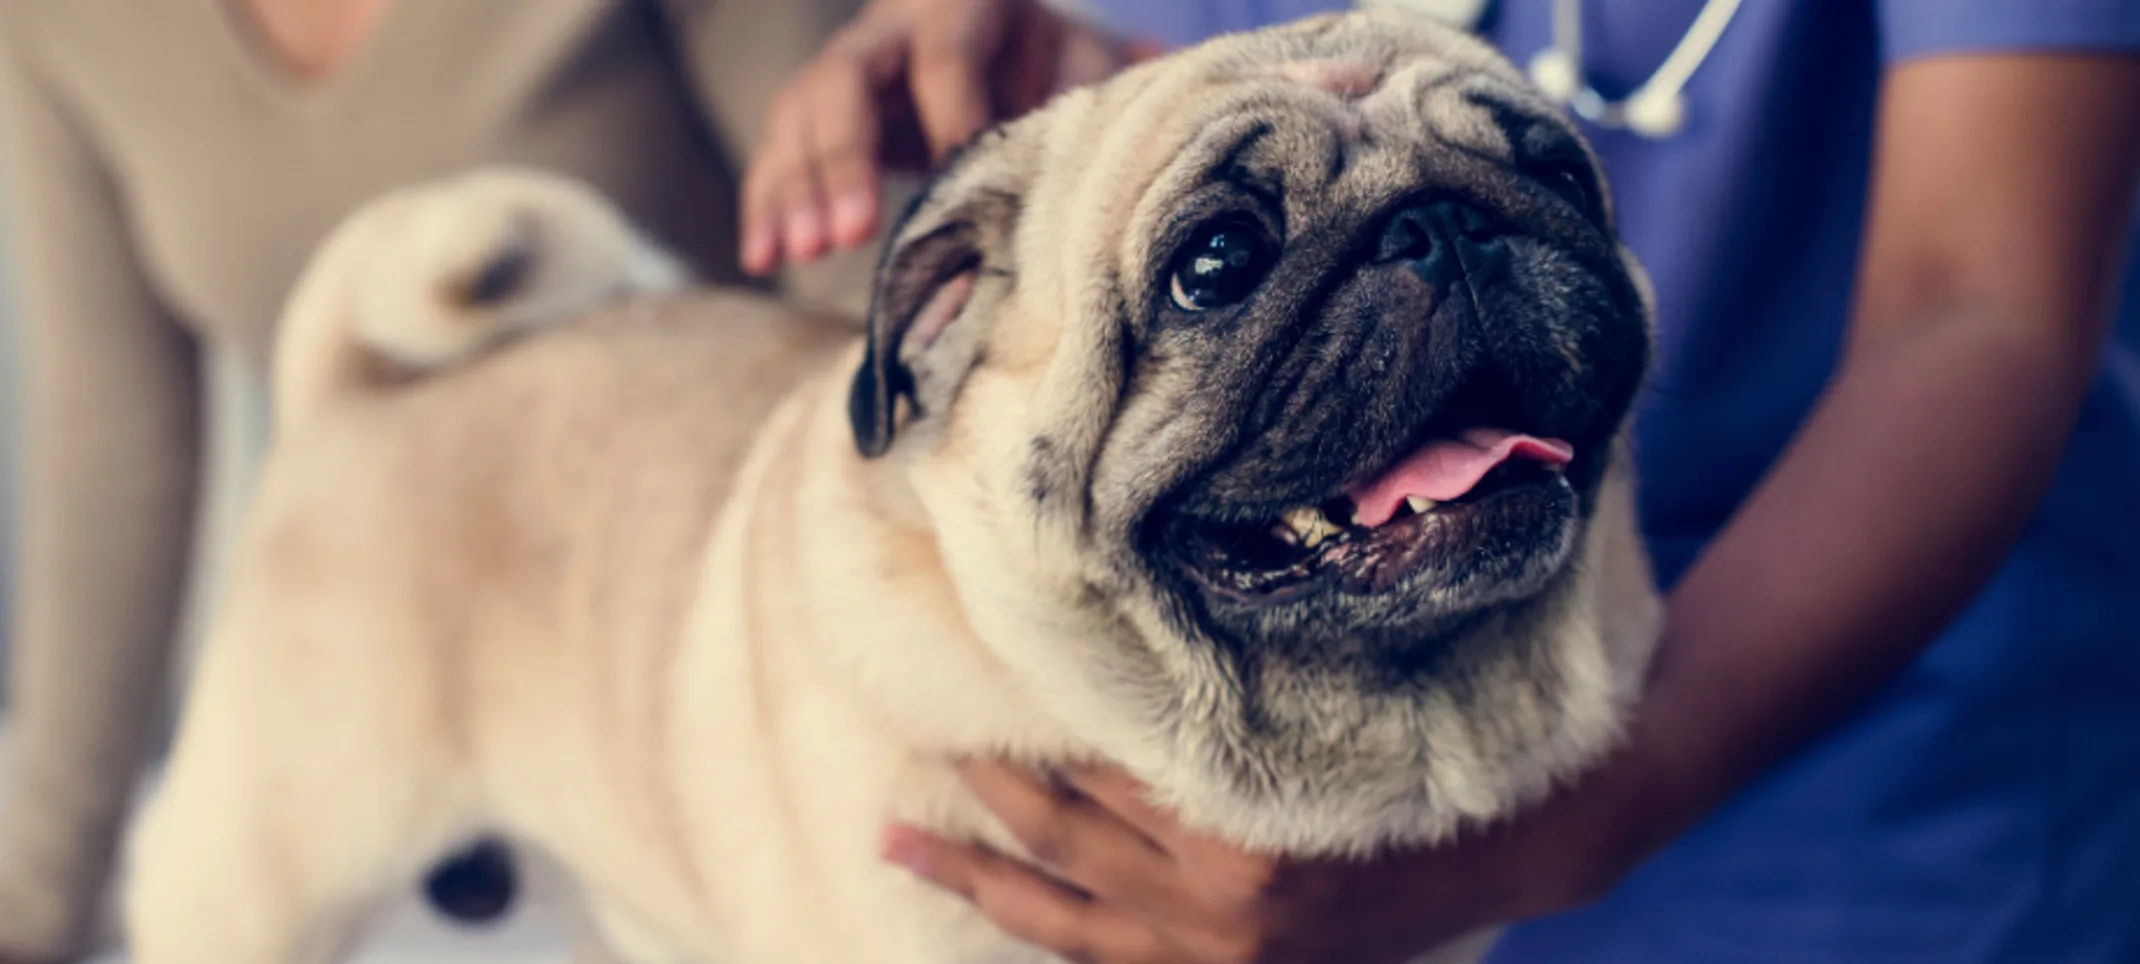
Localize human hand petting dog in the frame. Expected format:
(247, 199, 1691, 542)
(739, 0, 1150, 275)
(883, 756, 1663, 964)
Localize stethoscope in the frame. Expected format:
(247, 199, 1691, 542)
(1527, 0, 1744, 138)
(1368, 0, 1746, 139)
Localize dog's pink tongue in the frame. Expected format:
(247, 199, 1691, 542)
(1346, 429, 1574, 528)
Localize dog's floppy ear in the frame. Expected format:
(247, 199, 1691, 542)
(849, 131, 1031, 458)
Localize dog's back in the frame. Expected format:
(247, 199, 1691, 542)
(124, 171, 856, 964)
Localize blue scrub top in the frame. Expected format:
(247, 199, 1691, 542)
(1082, 1, 2140, 960)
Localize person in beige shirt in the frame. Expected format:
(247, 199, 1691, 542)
(0, 1, 871, 960)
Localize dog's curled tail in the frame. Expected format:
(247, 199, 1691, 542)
(271, 166, 689, 435)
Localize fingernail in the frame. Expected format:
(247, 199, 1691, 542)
(786, 209, 825, 261)
(741, 229, 774, 274)
(880, 826, 938, 878)
(830, 192, 873, 243)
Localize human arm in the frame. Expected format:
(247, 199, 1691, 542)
(877, 51, 2140, 964)
(0, 24, 202, 964)
(1563, 48, 2140, 861)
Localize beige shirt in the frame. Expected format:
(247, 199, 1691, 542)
(0, 0, 865, 955)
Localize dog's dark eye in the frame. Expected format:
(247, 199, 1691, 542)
(1540, 160, 1601, 222)
(1168, 218, 1273, 311)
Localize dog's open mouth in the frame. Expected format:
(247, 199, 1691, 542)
(1159, 428, 1579, 604)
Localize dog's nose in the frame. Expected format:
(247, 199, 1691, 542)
(1373, 199, 1510, 287)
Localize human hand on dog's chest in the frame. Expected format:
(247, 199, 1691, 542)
(881, 758, 1657, 964)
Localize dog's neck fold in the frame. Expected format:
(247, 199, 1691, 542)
(729, 364, 1091, 759)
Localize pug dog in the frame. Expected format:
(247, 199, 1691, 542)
(122, 9, 1660, 964)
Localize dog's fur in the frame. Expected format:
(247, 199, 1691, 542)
(124, 12, 1660, 964)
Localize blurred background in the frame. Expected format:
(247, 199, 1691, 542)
(1, 149, 16, 697)
(0, 143, 552, 964)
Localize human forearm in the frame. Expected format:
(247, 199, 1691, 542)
(1603, 53, 2140, 865)
(1625, 310, 2105, 840)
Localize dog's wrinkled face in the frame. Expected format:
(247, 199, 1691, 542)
(851, 11, 1657, 851)
(1109, 66, 1644, 660)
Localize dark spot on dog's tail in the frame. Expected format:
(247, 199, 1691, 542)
(456, 216, 537, 307)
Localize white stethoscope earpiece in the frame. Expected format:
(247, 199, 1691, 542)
(1622, 86, 1688, 138)
(1527, 46, 1581, 101)
(1528, 0, 1743, 140)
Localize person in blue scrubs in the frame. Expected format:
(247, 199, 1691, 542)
(739, 1, 2140, 959)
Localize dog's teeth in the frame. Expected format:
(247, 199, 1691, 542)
(1280, 507, 1319, 542)
(1405, 495, 1435, 515)
(1281, 507, 1342, 548)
